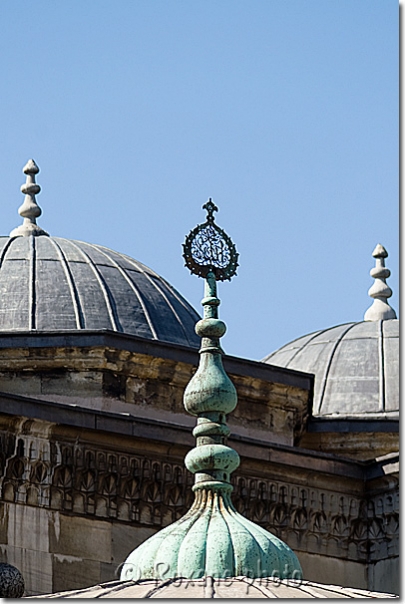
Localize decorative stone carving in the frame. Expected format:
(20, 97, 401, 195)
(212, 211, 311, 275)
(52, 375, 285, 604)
(0, 430, 398, 565)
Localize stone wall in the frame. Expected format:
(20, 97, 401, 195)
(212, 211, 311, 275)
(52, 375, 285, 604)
(0, 413, 398, 595)
(300, 429, 399, 461)
(0, 336, 398, 596)
(0, 337, 311, 448)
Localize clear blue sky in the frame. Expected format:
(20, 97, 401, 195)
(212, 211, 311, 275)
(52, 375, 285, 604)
(1, 0, 398, 360)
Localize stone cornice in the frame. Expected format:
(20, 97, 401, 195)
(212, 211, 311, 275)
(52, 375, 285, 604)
(0, 330, 313, 391)
(0, 409, 398, 567)
(307, 417, 399, 433)
(0, 391, 397, 484)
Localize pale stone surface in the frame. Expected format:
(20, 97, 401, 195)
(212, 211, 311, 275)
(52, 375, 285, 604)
(0, 335, 397, 595)
(8, 505, 50, 552)
(52, 556, 101, 593)
(364, 244, 396, 322)
(368, 557, 399, 597)
(41, 370, 102, 396)
(2, 505, 52, 594)
(49, 514, 112, 562)
(99, 562, 118, 584)
(25, 577, 398, 598)
(150, 582, 208, 598)
(213, 579, 268, 598)
(298, 552, 367, 590)
(106, 580, 163, 598)
(264, 319, 399, 421)
(2, 545, 52, 596)
(112, 524, 156, 567)
(0, 343, 310, 448)
(299, 431, 399, 461)
(9, 159, 49, 238)
(0, 504, 8, 544)
(0, 373, 42, 396)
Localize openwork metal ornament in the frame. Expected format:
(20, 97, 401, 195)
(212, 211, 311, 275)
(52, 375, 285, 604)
(183, 199, 239, 281)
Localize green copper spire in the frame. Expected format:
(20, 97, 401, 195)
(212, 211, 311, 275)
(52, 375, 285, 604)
(120, 200, 302, 582)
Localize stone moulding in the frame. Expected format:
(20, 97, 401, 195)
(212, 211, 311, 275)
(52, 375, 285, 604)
(0, 421, 398, 565)
(0, 336, 312, 448)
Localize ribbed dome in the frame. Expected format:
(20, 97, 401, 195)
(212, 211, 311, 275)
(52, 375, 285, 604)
(0, 235, 200, 348)
(121, 487, 302, 581)
(263, 320, 399, 418)
(32, 577, 398, 599)
(122, 235, 302, 584)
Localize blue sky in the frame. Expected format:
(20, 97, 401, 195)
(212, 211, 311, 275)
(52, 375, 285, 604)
(1, 0, 398, 360)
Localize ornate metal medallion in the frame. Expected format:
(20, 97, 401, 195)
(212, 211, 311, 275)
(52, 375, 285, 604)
(183, 199, 239, 281)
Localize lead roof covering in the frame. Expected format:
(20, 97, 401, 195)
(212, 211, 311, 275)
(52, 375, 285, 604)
(263, 320, 399, 417)
(0, 236, 200, 349)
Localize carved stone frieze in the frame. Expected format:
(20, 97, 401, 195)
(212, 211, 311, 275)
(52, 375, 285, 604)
(0, 430, 398, 564)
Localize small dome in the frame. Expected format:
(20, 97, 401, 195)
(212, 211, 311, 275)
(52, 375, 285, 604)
(0, 235, 200, 348)
(2, 159, 200, 347)
(121, 488, 302, 581)
(263, 320, 399, 417)
(122, 208, 301, 584)
(263, 244, 398, 418)
(35, 577, 398, 598)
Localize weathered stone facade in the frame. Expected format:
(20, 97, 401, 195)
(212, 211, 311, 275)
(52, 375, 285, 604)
(0, 332, 310, 446)
(0, 333, 399, 595)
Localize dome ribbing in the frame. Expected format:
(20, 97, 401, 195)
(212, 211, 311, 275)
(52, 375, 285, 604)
(122, 488, 301, 581)
(121, 203, 302, 582)
(263, 244, 398, 418)
(263, 320, 399, 417)
(0, 235, 200, 348)
(1, 159, 200, 348)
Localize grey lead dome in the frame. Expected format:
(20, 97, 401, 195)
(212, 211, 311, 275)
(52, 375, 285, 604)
(263, 244, 398, 418)
(263, 320, 399, 417)
(2, 159, 200, 347)
(0, 235, 200, 348)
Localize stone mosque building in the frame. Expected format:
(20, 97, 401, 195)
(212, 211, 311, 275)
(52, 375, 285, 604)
(0, 161, 399, 596)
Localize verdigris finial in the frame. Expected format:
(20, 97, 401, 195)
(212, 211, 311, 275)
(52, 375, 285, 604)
(120, 200, 302, 583)
(364, 244, 396, 321)
(9, 159, 49, 237)
(181, 198, 239, 493)
(183, 198, 238, 281)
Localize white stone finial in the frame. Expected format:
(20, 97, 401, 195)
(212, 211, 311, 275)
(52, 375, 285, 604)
(364, 244, 396, 321)
(9, 159, 49, 237)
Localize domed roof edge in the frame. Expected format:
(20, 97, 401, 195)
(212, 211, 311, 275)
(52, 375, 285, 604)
(262, 322, 357, 364)
(264, 319, 399, 417)
(0, 235, 201, 348)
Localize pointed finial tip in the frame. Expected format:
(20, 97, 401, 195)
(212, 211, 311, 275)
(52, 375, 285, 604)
(23, 159, 40, 175)
(372, 243, 388, 258)
(183, 199, 238, 280)
(9, 159, 49, 238)
(202, 198, 218, 218)
(364, 242, 396, 321)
